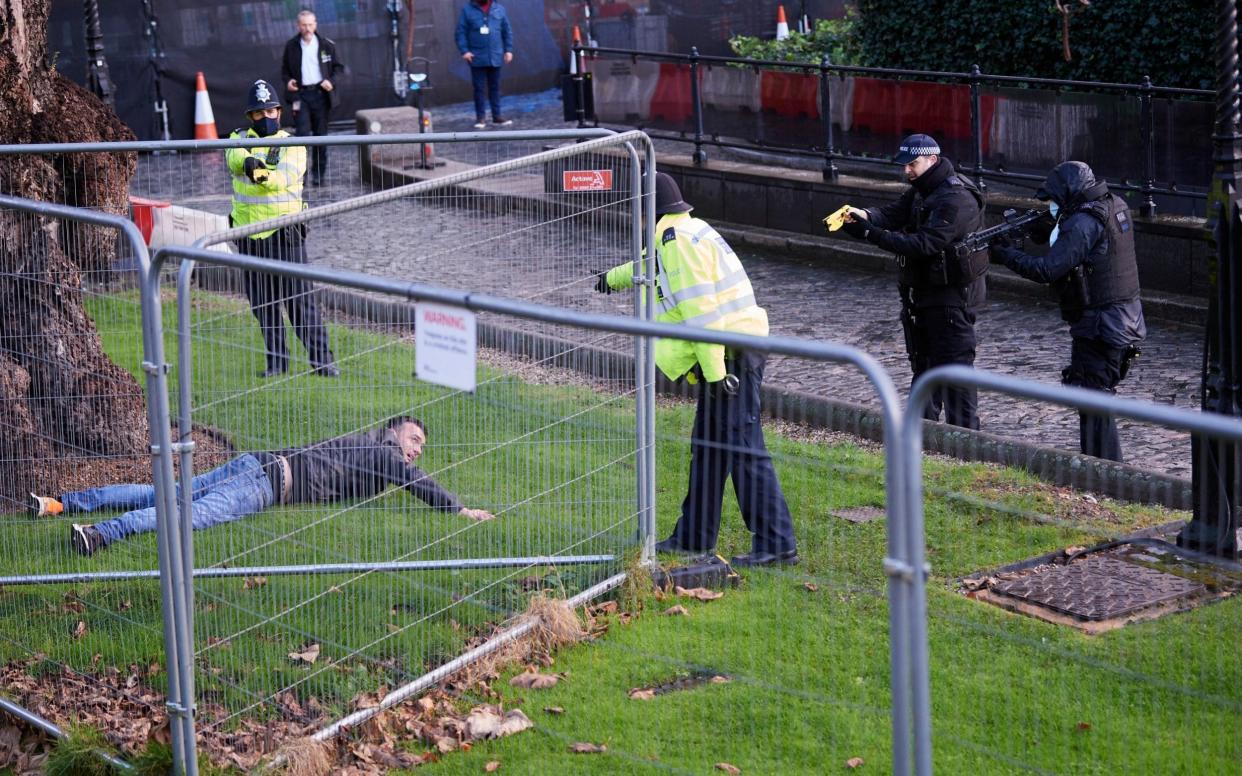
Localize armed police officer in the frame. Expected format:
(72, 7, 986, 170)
(989, 161, 1146, 462)
(837, 134, 987, 429)
(226, 79, 338, 378)
(593, 173, 798, 567)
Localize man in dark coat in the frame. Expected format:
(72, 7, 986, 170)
(32, 417, 494, 556)
(456, 0, 515, 129)
(838, 133, 988, 429)
(990, 161, 1146, 461)
(281, 9, 343, 185)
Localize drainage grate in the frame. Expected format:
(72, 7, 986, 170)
(831, 506, 885, 524)
(991, 555, 1205, 621)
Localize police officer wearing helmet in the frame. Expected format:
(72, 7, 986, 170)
(837, 134, 987, 430)
(226, 79, 338, 378)
(593, 172, 798, 567)
(990, 161, 1146, 462)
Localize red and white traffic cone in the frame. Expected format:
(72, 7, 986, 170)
(775, 5, 790, 41)
(570, 25, 582, 75)
(193, 71, 218, 140)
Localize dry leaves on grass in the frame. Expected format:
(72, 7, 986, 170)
(289, 643, 321, 664)
(485, 761, 501, 772)
(569, 742, 607, 753)
(663, 605, 689, 616)
(243, 576, 268, 589)
(715, 763, 742, 774)
(543, 706, 565, 714)
(627, 688, 656, 701)
(509, 668, 559, 689)
(465, 708, 533, 740)
(803, 583, 819, 593)
(674, 586, 724, 601)
(71, 621, 87, 639)
(846, 756, 865, 768)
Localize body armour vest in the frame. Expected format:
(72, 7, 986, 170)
(898, 174, 987, 289)
(1055, 194, 1140, 319)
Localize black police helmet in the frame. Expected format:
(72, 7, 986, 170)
(654, 172, 692, 215)
(245, 80, 282, 113)
(893, 133, 940, 165)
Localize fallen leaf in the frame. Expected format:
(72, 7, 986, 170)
(1065, 546, 1087, 556)
(485, 762, 501, 773)
(72, 621, 87, 640)
(846, 757, 864, 768)
(803, 583, 819, 592)
(674, 586, 723, 601)
(509, 670, 558, 689)
(543, 706, 565, 715)
(118, 599, 133, 611)
(716, 763, 741, 774)
(569, 742, 607, 753)
(289, 644, 321, 664)
(709, 675, 730, 684)
(243, 576, 268, 590)
(435, 736, 457, 753)
(627, 688, 655, 701)
(1077, 721, 1091, 731)
(466, 707, 533, 739)
(663, 605, 689, 616)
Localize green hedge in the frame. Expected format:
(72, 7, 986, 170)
(852, 0, 1214, 89)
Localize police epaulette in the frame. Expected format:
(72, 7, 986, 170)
(661, 226, 677, 244)
(230, 127, 248, 139)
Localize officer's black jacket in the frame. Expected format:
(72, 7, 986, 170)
(258, 427, 462, 511)
(864, 158, 981, 263)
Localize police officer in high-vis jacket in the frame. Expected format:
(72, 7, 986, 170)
(838, 133, 987, 430)
(594, 172, 798, 567)
(990, 161, 1146, 461)
(226, 80, 338, 378)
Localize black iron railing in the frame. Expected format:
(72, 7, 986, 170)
(575, 43, 1214, 216)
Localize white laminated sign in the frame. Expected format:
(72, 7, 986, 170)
(414, 302, 477, 392)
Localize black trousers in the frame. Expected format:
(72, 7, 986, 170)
(670, 352, 797, 554)
(295, 87, 330, 182)
(238, 228, 335, 372)
(901, 302, 979, 429)
(1063, 336, 1126, 462)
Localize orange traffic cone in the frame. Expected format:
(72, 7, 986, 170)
(775, 5, 790, 41)
(193, 71, 218, 140)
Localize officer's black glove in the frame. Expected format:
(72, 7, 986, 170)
(1027, 213, 1056, 245)
(988, 241, 1010, 265)
(593, 271, 613, 295)
(243, 156, 267, 182)
(841, 218, 870, 240)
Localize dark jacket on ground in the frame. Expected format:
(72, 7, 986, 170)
(255, 428, 462, 511)
(456, 1, 513, 68)
(281, 33, 343, 104)
(993, 163, 1146, 348)
(863, 157, 986, 308)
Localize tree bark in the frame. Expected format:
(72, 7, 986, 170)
(0, 0, 149, 509)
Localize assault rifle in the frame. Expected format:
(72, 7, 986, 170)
(951, 208, 1047, 258)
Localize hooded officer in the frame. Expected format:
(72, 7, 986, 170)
(225, 79, 338, 378)
(990, 161, 1146, 461)
(593, 172, 798, 567)
(837, 134, 987, 430)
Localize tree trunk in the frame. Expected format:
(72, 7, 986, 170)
(0, 0, 150, 509)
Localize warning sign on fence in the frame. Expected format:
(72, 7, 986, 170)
(415, 302, 477, 392)
(562, 169, 613, 192)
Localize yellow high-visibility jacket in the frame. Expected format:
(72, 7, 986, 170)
(224, 128, 306, 239)
(604, 213, 768, 382)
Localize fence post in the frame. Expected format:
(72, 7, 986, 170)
(689, 47, 708, 166)
(969, 64, 986, 191)
(573, 40, 587, 129)
(820, 54, 839, 182)
(1140, 76, 1158, 217)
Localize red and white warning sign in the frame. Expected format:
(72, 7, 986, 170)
(562, 169, 613, 192)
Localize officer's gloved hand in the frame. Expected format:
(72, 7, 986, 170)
(593, 271, 613, 295)
(988, 237, 1011, 265)
(243, 156, 267, 182)
(1027, 213, 1056, 245)
(841, 217, 870, 240)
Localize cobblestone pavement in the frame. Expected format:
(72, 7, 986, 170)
(138, 90, 1205, 478)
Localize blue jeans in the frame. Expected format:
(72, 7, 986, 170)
(63, 454, 275, 545)
(470, 66, 503, 120)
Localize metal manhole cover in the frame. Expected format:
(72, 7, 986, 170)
(831, 506, 885, 524)
(991, 556, 1205, 621)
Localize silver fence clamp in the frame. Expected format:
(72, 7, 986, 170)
(721, 373, 739, 395)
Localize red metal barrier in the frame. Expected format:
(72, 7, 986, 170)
(760, 71, 820, 119)
(851, 78, 996, 152)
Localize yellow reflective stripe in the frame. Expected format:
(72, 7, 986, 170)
(680, 294, 758, 328)
(665, 267, 749, 307)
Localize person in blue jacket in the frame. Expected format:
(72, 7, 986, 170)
(455, 0, 514, 129)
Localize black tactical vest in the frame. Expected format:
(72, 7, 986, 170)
(1056, 194, 1140, 318)
(897, 174, 987, 288)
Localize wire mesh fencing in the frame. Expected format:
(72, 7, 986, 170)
(901, 365, 1242, 775)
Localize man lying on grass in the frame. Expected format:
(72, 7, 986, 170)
(31, 416, 494, 556)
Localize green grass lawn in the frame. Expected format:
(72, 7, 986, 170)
(2, 289, 1239, 774)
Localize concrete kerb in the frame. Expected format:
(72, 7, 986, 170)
(351, 147, 1194, 507)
